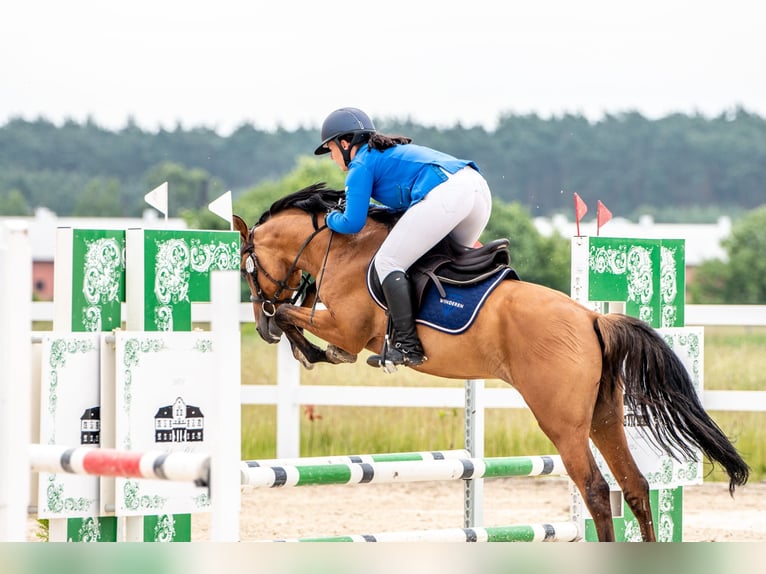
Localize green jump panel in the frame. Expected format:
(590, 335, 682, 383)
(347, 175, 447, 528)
(583, 486, 683, 542)
(587, 237, 685, 327)
(54, 228, 126, 332)
(126, 229, 239, 331)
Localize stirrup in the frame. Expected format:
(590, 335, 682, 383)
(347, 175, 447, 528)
(367, 345, 426, 370)
(366, 353, 398, 374)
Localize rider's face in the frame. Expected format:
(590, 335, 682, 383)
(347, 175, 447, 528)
(326, 140, 353, 172)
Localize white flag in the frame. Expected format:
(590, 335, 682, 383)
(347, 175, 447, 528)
(208, 190, 233, 229)
(144, 182, 168, 216)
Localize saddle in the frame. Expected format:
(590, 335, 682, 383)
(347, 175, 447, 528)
(368, 236, 520, 308)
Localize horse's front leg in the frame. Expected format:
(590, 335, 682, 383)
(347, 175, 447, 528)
(275, 305, 358, 367)
(281, 324, 331, 369)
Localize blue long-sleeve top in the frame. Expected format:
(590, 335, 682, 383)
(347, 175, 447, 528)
(326, 143, 479, 234)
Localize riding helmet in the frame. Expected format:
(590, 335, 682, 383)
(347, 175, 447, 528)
(314, 107, 376, 155)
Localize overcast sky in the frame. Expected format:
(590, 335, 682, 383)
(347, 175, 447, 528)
(2, 0, 764, 134)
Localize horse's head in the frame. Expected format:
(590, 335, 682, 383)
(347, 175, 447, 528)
(233, 183, 346, 344)
(233, 214, 293, 343)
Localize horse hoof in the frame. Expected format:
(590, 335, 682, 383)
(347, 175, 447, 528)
(292, 347, 315, 370)
(326, 345, 357, 364)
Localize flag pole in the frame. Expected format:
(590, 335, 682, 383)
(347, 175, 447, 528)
(573, 192, 588, 237)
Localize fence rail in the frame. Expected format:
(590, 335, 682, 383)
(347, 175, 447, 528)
(33, 303, 766, 416)
(32, 302, 766, 327)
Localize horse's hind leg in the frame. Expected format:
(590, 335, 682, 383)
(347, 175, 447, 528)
(590, 388, 655, 542)
(529, 403, 615, 541)
(555, 434, 615, 542)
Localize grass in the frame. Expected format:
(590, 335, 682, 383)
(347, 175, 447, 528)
(239, 324, 765, 482)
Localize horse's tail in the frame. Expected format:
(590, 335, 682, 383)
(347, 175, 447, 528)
(594, 313, 750, 494)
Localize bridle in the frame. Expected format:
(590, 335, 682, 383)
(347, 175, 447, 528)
(242, 213, 332, 317)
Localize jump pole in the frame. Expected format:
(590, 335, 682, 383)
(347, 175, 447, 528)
(29, 445, 210, 485)
(245, 449, 471, 467)
(273, 522, 580, 543)
(241, 454, 565, 487)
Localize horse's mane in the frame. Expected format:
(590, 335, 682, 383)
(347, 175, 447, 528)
(258, 182, 400, 228)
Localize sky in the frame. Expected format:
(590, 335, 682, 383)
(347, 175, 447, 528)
(2, 0, 765, 135)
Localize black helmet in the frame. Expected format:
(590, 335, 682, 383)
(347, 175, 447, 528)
(314, 107, 376, 155)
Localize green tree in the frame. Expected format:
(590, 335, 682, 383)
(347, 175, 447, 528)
(3, 111, 766, 219)
(689, 205, 766, 303)
(183, 155, 344, 230)
(481, 200, 571, 293)
(71, 178, 122, 216)
(0, 188, 30, 215)
(236, 155, 345, 224)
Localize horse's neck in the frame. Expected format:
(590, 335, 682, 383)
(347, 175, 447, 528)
(306, 221, 385, 282)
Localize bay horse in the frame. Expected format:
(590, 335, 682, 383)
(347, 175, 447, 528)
(234, 183, 749, 542)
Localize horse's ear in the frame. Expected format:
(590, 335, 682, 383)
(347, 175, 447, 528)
(232, 214, 249, 240)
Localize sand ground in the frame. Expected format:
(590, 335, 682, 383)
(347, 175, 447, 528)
(26, 477, 765, 542)
(197, 477, 766, 542)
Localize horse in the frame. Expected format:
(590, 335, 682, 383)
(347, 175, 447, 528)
(234, 183, 749, 542)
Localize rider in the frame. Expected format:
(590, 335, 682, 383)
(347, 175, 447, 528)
(315, 107, 493, 368)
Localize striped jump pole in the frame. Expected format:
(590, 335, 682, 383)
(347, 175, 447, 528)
(29, 444, 211, 487)
(244, 449, 470, 467)
(241, 454, 565, 487)
(272, 522, 580, 543)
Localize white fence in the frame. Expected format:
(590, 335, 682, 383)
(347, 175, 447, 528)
(32, 302, 766, 329)
(31, 302, 766, 446)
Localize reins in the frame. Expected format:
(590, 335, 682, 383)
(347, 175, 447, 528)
(310, 230, 334, 325)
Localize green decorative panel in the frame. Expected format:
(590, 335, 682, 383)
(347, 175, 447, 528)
(69, 229, 126, 332)
(584, 487, 683, 542)
(587, 237, 685, 327)
(659, 239, 685, 327)
(143, 514, 192, 542)
(139, 230, 239, 332)
(66, 516, 118, 543)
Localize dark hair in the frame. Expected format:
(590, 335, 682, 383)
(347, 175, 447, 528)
(367, 132, 412, 150)
(338, 132, 412, 152)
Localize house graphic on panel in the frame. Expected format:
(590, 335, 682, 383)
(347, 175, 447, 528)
(80, 406, 100, 445)
(154, 397, 205, 443)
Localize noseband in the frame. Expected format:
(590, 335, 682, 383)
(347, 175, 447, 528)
(242, 216, 330, 317)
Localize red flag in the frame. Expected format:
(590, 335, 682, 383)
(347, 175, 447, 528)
(573, 193, 588, 236)
(597, 200, 613, 236)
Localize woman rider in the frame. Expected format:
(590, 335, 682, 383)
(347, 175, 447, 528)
(315, 107, 493, 368)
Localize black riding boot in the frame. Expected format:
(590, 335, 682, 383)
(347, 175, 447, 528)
(367, 271, 426, 368)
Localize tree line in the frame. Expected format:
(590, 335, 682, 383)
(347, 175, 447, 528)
(1, 108, 765, 220)
(2, 110, 766, 303)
